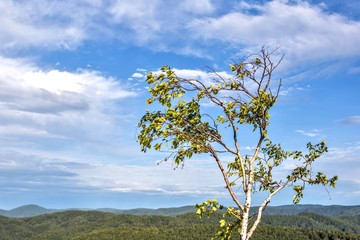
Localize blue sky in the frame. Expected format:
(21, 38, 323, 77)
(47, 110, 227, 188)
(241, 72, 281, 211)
(0, 0, 359, 210)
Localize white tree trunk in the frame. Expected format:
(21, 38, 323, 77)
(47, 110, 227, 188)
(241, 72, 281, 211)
(240, 210, 249, 240)
(240, 183, 253, 240)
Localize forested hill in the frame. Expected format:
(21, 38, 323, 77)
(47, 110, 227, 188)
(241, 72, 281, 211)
(256, 204, 360, 217)
(0, 204, 58, 218)
(0, 210, 359, 240)
(1, 204, 360, 218)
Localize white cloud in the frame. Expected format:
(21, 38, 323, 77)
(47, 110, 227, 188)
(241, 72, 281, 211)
(163, 68, 233, 86)
(148, 67, 264, 107)
(241, 146, 255, 151)
(173, 68, 213, 79)
(0, 56, 234, 199)
(3, 139, 357, 199)
(0, 55, 136, 145)
(0, 0, 219, 54)
(296, 129, 321, 137)
(0, 148, 226, 197)
(131, 72, 144, 78)
(279, 90, 289, 96)
(2, 0, 359, 66)
(188, 1, 360, 65)
(108, 0, 161, 34)
(74, 160, 225, 195)
(0, 125, 49, 137)
(107, 0, 216, 45)
(316, 143, 360, 184)
(0, 0, 92, 50)
(278, 83, 310, 96)
(181, 0, 214, 14)
(107, 0, 181, 45)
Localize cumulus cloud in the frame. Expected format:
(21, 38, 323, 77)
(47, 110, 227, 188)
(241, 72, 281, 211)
(131, 72, 144, 78)
(187, 1, 360, 65)
(0, 55, 136, 146)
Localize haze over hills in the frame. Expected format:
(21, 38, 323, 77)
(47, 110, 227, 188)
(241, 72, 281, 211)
(1, 204, 360, 218)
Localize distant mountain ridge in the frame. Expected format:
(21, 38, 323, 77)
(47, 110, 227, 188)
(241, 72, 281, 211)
(0, 204, 59, 218)
(96, 205, 195, 216)
(1, 204, 360, 218)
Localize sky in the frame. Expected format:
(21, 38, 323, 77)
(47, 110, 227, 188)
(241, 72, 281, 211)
(0, 0, 359, 210)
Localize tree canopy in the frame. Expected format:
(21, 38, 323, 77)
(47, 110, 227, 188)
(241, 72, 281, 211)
(138, 48, 338, 240)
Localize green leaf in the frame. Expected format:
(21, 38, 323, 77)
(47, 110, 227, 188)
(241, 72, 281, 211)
(219, 219, 226, 227)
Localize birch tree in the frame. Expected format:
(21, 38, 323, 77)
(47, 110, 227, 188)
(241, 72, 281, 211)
(137, 48, 338, 240)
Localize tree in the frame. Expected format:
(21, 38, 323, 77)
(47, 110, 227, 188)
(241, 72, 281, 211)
(137, 48, 338, 240)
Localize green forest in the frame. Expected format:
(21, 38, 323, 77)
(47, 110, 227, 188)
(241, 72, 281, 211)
(1, 210, 360, 240)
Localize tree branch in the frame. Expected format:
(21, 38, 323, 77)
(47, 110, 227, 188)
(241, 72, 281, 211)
(208, 146, 244, 212)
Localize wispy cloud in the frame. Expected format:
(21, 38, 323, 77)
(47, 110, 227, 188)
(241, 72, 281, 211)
(318, 143, 360, 184)
(348, 66, 360, 75)
(296, 129, 321, 137)
(0, 149, 226, 197)
(0, 0, 218, 54)
(279, 84, 311, 96)
(0, 1, 93, 50)
(340, 116, 360, 125)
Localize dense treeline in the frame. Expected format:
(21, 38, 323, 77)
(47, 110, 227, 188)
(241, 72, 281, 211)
(255, 205, 360, 217)
(0, 211, 359, 239)
(73, 225, 360, 240)
(261, 212, 360, 234)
